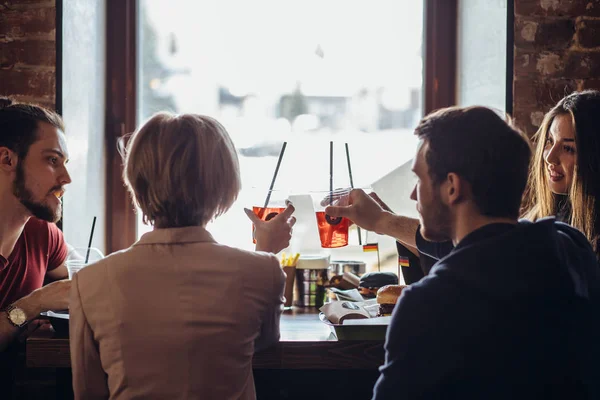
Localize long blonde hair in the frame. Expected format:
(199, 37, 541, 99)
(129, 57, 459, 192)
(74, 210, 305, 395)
(523, 91, 600, 257)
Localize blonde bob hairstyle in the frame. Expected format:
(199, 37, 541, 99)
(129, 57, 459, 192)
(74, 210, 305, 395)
(123, 113, 241, 228)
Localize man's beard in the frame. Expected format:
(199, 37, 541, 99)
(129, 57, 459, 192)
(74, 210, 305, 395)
(13, 163, 61, 223)
(419, 190, 452, 242)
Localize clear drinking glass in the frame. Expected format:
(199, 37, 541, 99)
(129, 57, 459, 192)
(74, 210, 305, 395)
(66, 247, 104, 279)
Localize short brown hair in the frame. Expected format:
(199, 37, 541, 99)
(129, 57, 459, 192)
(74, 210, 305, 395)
(123, 113, 241, 228)
(415, 106, 531, 219)
(0, 96, 64, 159)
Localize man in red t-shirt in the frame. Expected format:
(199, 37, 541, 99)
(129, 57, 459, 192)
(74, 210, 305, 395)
(0, 98, 72, 351)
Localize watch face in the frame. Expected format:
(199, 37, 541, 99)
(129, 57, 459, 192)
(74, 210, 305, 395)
(9, 308, 27, 326)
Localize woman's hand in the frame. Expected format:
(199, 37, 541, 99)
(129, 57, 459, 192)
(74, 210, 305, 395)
(245, 203, 296, 254)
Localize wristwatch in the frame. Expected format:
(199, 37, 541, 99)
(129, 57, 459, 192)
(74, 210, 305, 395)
(5, 304, 28, 328)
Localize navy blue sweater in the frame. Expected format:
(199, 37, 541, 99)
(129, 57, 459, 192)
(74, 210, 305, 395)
(372, 218, 600, 400)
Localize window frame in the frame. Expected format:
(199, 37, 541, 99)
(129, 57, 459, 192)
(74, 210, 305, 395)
(103, 0, 458, 253)
(105, 0, 138, 253)
(424, 0, 457, 114)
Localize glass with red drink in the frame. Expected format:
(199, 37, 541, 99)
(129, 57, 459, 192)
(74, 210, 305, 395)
(250, 189, 288, 243)
(311, 188, 351, 248)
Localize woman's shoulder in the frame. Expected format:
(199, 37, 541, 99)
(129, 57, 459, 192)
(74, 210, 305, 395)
(74, 248, 129, 282)
(212, 243, 279, 267)
(208, 245, 283, 291)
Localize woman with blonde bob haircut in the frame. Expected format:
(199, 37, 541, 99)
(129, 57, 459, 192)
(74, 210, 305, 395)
(69, 113, 295, 400)
(523, 90, 600, 263)
(126, 113, 241, 229)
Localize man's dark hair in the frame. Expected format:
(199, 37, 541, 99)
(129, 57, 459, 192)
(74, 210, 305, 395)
(0, 97, 64, 159)
(415, 106, 531, 219)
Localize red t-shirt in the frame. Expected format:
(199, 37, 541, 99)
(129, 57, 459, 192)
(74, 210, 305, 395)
(0, 218, 68, 309)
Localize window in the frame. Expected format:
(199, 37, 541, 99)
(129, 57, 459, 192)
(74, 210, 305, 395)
(135, 0, 425, 270)
(61, 1, 106, 253)
(457, 0, 508, 111)
(104, 0, 458, 274)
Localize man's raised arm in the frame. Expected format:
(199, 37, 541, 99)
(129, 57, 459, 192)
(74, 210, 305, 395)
(325, 189, 420, 251)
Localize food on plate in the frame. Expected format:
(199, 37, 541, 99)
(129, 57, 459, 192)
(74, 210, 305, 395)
(376, 284, 407, 316)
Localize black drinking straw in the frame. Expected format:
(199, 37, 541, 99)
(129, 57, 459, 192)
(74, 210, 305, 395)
(345, 143, 362, 245)
(85, 216, 97, 264)
(329, 141, 334, 205)
(263, 142, 287, 208)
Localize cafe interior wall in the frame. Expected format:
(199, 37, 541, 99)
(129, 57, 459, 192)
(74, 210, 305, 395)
(513, 0, 600, 136)
(0, 0, 57, 111)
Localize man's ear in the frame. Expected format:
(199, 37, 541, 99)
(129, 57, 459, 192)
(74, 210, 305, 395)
(444, 172, 466, 206)
(0, 147, 18, 172)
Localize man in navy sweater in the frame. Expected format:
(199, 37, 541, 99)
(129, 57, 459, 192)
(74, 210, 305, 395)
(326, 106, 600, 399)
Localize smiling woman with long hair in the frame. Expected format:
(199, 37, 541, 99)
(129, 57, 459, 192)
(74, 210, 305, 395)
(523, 90, 600, 261)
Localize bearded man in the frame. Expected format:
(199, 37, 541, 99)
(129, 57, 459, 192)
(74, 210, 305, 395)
(0, 98, 71, 352)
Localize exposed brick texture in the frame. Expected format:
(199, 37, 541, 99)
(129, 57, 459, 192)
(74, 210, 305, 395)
(514, 0, 600, 135)
(514, 17, 575, 50)
(577, 18, 600, 48)
(0, 0, 57, 108)
(515, 0, 600, 18)
(0, 39, 55, 67)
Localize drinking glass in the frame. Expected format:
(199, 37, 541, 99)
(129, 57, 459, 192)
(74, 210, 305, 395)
(66, 247, 104, 279)
(310, 188, 352, 248)
(249, 188, 289, 243)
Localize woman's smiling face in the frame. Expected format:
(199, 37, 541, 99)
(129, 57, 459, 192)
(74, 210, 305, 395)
(543, 114, 577, 195)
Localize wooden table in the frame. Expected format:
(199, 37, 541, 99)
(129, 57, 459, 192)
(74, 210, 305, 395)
(26, 308, 385, 370)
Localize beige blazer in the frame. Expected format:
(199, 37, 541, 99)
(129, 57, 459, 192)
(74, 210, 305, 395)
(69, 226, 284, 400)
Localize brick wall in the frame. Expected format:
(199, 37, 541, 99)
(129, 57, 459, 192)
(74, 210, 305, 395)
(513, 0, 600, 135)
(0, 0, 57, 109)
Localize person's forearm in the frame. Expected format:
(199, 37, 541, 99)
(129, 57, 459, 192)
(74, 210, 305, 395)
(0, 294, 42, 351)
(375, 212, 420, 249)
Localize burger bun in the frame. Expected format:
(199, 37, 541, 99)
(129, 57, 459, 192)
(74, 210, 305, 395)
(376, 284, 407, 305)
